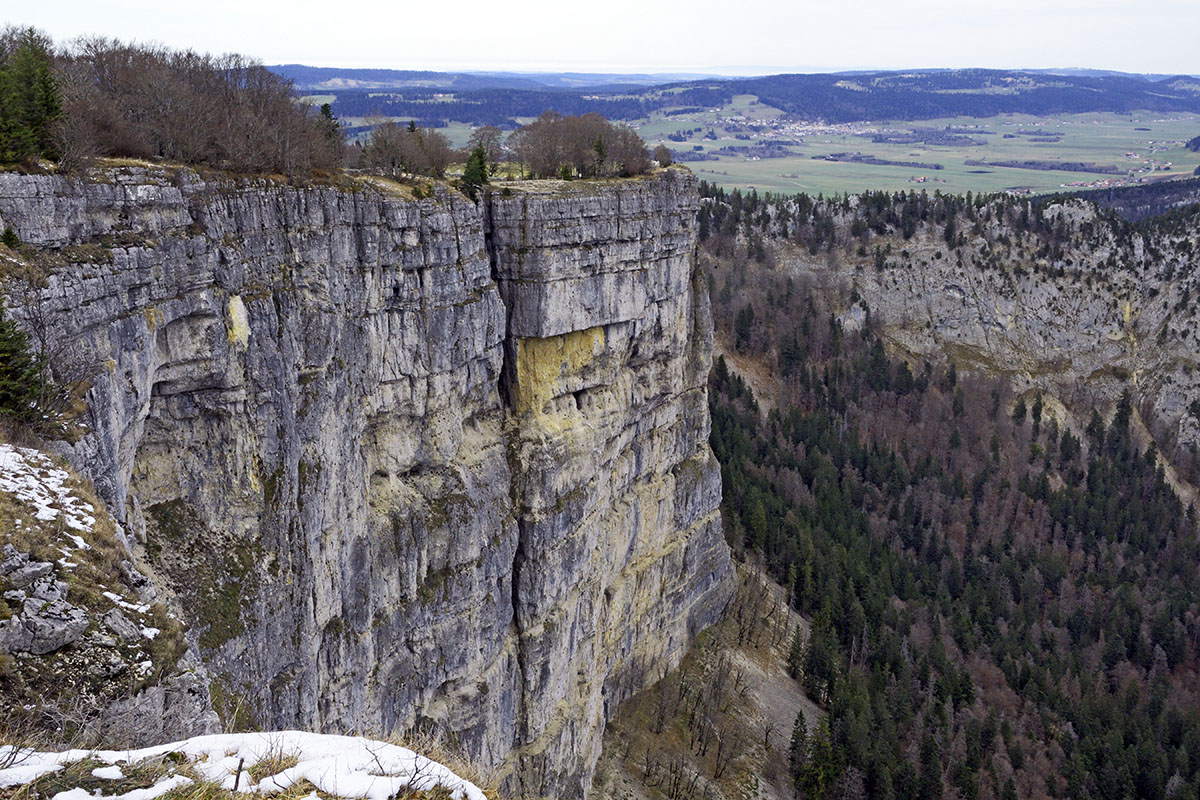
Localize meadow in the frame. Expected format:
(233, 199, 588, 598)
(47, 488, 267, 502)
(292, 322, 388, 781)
(322, 90, 1200, 197)
(632, 98, 1200, 196)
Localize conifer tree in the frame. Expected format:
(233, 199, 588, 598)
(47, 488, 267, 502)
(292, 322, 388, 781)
(0, 27, 60, 163)
(788, 712, 809, 784)
(0, 299, 41, 426)
(461, 145, 488, 201)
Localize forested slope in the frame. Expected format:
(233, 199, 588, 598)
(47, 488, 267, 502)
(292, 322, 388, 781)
(699, 187, 1200, 800)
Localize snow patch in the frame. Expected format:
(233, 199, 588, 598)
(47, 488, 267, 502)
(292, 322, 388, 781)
(91, 765, 125, 780)
(102, 591, 151, 615)
(0, 731, 486, 800)
(54, 774, 192, 800)
(0, 444, 96, 549)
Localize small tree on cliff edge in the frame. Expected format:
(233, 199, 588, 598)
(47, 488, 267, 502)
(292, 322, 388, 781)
(461, 145, 488, 201)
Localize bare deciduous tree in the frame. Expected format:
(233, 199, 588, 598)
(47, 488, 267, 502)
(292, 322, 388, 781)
(467, 125, 505, 171)
(508, 112, 650, 179)
(361, 121, 452, 178)
(52, 36, 344, 175)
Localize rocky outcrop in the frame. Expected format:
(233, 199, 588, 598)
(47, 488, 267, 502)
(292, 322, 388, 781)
(0, 445, 213, 744)
(1, 547, 90, 655)
(779, 200, 1200, 479)
(0, 167, 731, 794)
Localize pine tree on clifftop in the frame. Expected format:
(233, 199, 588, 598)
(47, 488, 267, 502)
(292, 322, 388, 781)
(0, 27, 60, 163)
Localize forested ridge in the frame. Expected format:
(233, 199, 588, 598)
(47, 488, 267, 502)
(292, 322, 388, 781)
(702, 189, 1200, 799)
(282, 67, 1200, 129)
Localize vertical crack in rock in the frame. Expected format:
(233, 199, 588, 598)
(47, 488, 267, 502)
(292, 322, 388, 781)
(0, 167, 733, 796)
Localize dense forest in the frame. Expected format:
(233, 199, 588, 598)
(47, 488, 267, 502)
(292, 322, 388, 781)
(701, 189, 1200, 799)
(1061, 176, 1200, 222)
(322, 85, 730, 128)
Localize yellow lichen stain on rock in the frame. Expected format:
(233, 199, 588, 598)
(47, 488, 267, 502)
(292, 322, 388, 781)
(514, 326, 605, 416)
(143, 305, 163, 330)
(1123, 299, 1132, 326)
(227, 294, 250, 346)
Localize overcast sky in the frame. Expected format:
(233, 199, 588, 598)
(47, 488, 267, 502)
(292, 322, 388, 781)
(7, 0, 1198, 75)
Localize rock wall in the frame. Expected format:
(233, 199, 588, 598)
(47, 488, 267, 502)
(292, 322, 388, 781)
(779, 200, 1200, 472)
(0, 167, 731, 795)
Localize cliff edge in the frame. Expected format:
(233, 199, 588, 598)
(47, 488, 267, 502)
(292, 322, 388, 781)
(0, 167, 732, 796)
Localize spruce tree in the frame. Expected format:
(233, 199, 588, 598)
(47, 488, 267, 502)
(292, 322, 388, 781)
(461, 145, 488, 201)
(788, 712, 809, 784)
(0, 299, 41, 425)
(0, 28, 60, 163)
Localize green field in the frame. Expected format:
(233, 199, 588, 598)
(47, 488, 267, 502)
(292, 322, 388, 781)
(631, 100, 1200, 196)
(338, 91, 1200, 197)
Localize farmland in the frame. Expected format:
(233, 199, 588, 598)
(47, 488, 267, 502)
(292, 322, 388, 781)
(632, 98, 1200, 195)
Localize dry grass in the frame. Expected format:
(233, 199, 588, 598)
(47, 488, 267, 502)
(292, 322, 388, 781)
(387, 729, 502, 799)
(246, 752, 300, 782)
(0, 441, 188, 740)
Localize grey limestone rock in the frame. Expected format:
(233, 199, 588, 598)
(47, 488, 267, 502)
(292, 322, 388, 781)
(0, 167, 731, 794)
(86, 656, 223, 744)
(103, 609, 142, 643)
(0, 596, 90, 655)
(28, 576, 69, 603)
(6, 561, 53, 589)
(1, 544, 29, 575)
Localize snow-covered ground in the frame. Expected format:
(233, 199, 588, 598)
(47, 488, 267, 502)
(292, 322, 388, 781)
(0, 731, 487, 800)
(0, 443, 97, 536)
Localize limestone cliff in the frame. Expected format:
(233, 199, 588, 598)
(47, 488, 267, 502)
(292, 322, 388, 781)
(0, 167, 731, 795)
(773, 200, 1200, 487)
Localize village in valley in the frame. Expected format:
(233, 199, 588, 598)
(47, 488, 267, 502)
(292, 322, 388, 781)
(631, 96, 1200, 195)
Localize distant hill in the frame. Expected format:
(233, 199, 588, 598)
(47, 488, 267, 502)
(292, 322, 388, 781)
(1029, 68, 1200, 81)
(276, 66, 1200, 127)
(719, 69, 1200, 122)
(268, 64, 551, 91)
(269, 64, 724, 92)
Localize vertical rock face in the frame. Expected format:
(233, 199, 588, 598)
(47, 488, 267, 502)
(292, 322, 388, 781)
(0, 168, 731, 794)
(487, 174, 729, 795)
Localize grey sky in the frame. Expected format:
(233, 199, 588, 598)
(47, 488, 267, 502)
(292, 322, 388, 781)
(8, 0, 1198, 75)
